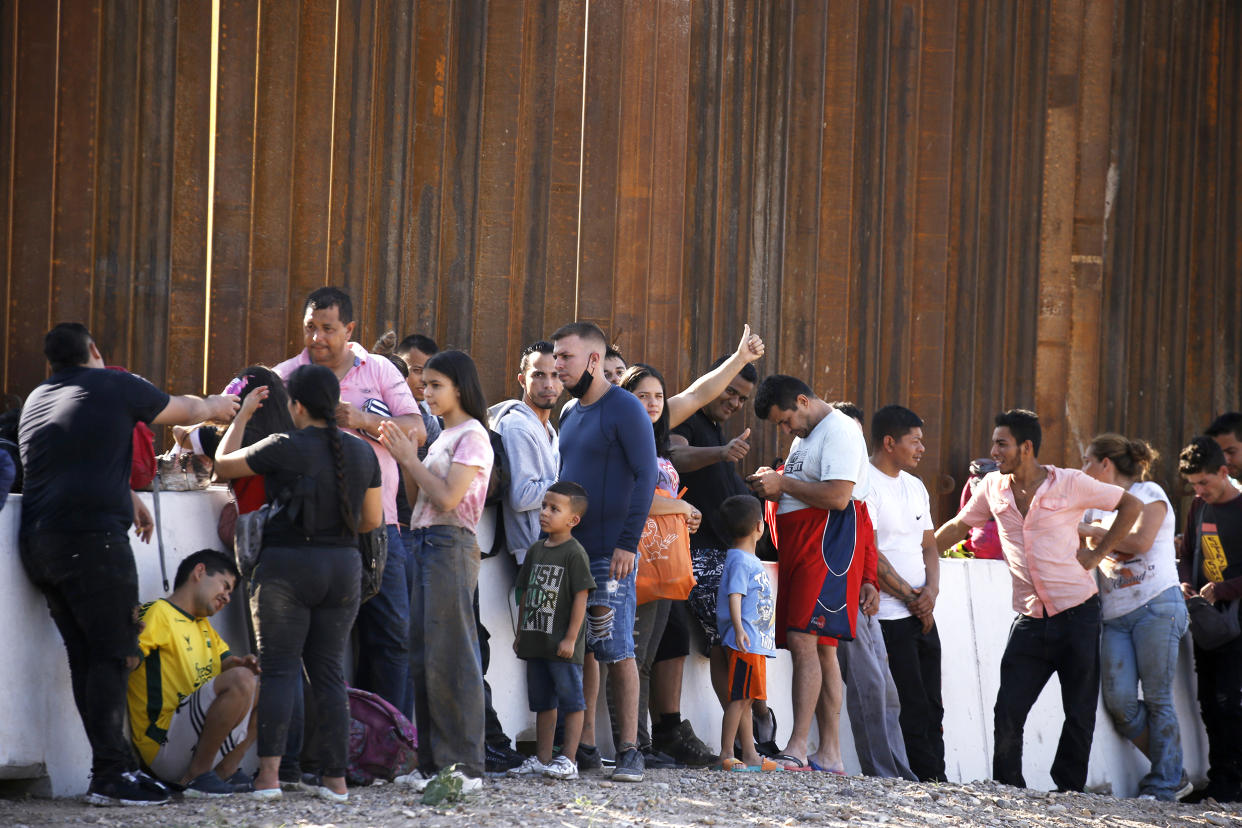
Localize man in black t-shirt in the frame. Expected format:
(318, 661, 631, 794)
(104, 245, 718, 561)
(1178, 437, 1242, 804)
(655, 357, 770, 763)
(19, 323, 239, 806)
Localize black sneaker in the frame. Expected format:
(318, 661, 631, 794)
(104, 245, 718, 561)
(655, 719, 716, 768)
(183, 771, 235, 798)
(641, 746, 682, 769)
(84, 771, 172, 806)
(485, 742, 526, 774)
(612, 746, 645, 783)
(575, 743, 602, 771)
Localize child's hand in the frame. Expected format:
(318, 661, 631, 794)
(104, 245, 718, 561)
(378, 420, 420, 466)
(556, 637, 575, 659)
(735, 626, 750, 653)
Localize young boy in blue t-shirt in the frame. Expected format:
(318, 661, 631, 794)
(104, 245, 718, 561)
(715, 495, 781, 772)
(510, 481, 596, 781)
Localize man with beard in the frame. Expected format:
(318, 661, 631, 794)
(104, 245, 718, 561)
(552, 322, 657, 782)
(662, 355, 767, 764)
(492, 340, 563, 563)
(935, 409, 1141, 792)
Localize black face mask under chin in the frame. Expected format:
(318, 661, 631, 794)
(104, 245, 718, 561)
(566, 365, 596, 398)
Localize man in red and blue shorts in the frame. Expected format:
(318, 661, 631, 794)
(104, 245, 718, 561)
(748, 375, 878, 772)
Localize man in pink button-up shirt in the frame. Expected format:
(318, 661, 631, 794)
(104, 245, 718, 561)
(273, 287, 425, 719)
(936, 409, 1140, 793)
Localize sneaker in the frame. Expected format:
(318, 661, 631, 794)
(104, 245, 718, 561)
(575, 743, 602, 771)
(453, 770, 483, 794)
(315, 785, 349, 804)
(543, 755, 578, 781)
(1174, 772, 1194, 801)
(641, 746, 682, 769)
(486, 742, 527, 774)
(612, 746, 645, 783)
(654, 719, 716, 768)
(83, 771, 172, 806)
(183, 770, 236, 798)
(394, 769, 436, 792)
(507, 755, 552, 777)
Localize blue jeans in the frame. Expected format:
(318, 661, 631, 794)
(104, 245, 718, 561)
(526, 659, 585, 712)
(585, 555, 638, 664)
(1100, 585, 1189, 798)
(354, 524, 412, 717)
(409, 524, 485, 774)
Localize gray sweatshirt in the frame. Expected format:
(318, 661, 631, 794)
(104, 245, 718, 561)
(491, 400, 559, 564)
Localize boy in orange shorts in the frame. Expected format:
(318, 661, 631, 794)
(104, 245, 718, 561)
(715, 495, 781, 772)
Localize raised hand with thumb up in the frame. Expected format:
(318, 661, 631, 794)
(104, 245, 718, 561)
(721, 427, 752, 463)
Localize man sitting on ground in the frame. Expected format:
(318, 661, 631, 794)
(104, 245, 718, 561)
(128, 550, 259, 797)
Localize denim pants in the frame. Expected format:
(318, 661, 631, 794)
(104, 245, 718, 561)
(251, 545, 360, 778)
(20, 531, 141, 777)
(881, 615, 947, 782)
(993, 595, 1101, 792)
(1100, 585, 1188, 798)
(409, 524, 485, 775)
(355, 524, 412, 716)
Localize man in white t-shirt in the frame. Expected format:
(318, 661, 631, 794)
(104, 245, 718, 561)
(865, 405, 945, 783)
(749, 375, 879, 773)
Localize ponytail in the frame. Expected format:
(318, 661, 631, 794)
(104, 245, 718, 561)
(327, 422, 357, 534)
(1087, 432, 1159, 481)
(287, 363, 357, 533)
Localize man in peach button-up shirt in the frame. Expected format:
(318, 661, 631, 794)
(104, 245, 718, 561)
(937, 409, 1141, 793)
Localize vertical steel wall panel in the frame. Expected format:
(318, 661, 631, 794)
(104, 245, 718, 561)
(2, 0, 1238, 525)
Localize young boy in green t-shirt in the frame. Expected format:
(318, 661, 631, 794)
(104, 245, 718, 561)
(510, 481, 596, 780)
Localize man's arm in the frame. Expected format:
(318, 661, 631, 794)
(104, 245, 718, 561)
(610, 399, 659, 579)
(152, 394, 239, 426)
(669, 431, 752, 475)
(934, 517, 971, 553)
(907, 530, 941, 619)
(748, 469, 853, 512)
(1077, 491, 1143, 570)
(500, 421, 556, 512)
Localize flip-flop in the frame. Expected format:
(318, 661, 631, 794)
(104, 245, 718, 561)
(721, 758, 752, 772)
(807, 758, 847, 775)
(748, 758, 783, 772)
(771, 753, 811, 771)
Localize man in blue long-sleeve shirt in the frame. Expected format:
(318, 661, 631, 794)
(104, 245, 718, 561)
(553, 322, 657, 783)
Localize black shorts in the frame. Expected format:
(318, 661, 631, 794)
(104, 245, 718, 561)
(653, 600, 691, 662)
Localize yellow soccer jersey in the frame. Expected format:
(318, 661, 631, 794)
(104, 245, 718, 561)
(126, 599, 231, 764)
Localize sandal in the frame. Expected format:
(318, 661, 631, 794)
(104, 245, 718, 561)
(720, 758, 748, 772)
(771, 753, 811, 771)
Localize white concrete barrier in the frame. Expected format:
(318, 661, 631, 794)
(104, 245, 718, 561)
(0, 491, 1209, 797)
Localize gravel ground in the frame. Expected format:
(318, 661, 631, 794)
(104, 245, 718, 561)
(1, 770, 1238, 828)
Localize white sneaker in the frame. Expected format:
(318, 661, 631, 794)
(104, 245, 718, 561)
(543, 755, 578, 780)
(507, 756, 551, 777)
(394, 769, 435, 792)
(454, 771, 483, 794)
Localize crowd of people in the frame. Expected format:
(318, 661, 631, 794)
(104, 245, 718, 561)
(5, 285, 1240, 809)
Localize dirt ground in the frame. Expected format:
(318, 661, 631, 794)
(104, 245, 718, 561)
(1, 769, 1238, 828)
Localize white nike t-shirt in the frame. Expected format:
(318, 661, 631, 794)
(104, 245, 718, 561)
(865, 466, 934, 620)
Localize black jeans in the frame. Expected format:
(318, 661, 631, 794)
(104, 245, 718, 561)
(1193, 630, 1242, 796)
(993, 595, 1101, 791)
(20, 531, 141, 778)
(251, 545, 360, 778)
(880, 615, 946, 782)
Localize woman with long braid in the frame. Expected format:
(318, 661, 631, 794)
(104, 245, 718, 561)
(216, 364, 382, 803)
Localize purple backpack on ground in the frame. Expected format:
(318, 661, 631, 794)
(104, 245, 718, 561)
(346, 687, 419, 785)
